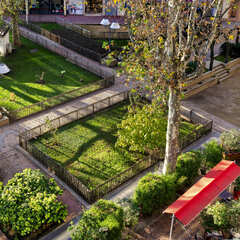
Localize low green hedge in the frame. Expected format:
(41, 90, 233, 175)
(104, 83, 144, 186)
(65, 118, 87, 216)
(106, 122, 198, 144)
(202, 140, 223, 169)
(70, 199, 124, 240)
(133, 173, 176, 216)
(175, 150, 203, 187)
(133, 140, 223, 216)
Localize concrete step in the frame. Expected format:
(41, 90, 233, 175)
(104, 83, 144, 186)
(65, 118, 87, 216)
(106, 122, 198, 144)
(216, 72, 229, 79)
(218, 74, 231, 83)
(214, 68, 227, 75)
(184, 78, 218, 98)
(183, 76, 215, 91)
(213, 63, 225, 70)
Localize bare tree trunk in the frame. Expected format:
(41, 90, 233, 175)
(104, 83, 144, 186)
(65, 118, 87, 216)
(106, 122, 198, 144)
(209, 40, 215, 71)
(162, 85, 180, 174)
(12, 16, 21, 47)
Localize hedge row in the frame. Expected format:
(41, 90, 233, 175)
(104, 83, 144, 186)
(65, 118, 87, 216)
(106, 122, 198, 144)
(133, 140, 223, 215)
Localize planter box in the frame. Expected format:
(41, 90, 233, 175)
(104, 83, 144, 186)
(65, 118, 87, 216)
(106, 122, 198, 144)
(223, 151, 240, 161)
(0, 115, 9, 127)
(234, 190, 240, 200)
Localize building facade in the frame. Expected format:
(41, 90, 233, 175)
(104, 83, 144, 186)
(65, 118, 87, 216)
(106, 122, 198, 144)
(223, 0, 240, 21)
(29, 0, 124, 16)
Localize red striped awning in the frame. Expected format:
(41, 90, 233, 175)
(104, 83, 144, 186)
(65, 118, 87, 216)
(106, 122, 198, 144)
(163, 160, 240, 226)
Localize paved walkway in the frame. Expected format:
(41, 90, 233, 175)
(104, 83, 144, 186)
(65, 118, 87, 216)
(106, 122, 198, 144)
(183, 68, 240, 129)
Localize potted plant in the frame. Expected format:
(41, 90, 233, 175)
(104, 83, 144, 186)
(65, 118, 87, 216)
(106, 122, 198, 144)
(220, 129, 240, 161)
(234, 177, 240, 200)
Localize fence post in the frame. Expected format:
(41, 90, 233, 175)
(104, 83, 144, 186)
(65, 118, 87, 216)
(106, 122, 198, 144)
(189, 109, 193, 122)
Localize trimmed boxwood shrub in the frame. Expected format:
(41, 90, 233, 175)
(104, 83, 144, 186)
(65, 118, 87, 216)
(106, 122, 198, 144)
(176, 151, 203, 186)
(202, 140, 223, 169)
(185, 61, 198, 75)
(220, 42, 240, 59)
(133, 173, 176, 216)
(0, 169, 67, 239)
(70, 199, 124, 240)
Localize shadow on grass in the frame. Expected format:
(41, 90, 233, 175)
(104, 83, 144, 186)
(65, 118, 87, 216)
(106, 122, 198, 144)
(0, 35, 100, 111)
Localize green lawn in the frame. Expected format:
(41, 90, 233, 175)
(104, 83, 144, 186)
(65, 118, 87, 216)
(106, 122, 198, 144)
(0, 36, 100, 111)
(31, 102, 200, 190)
(36, 22, 66, 31)
(215, 55, 234, 63)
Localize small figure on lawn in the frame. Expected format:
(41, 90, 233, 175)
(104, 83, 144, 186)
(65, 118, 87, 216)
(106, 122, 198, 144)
(9, 92, 16, 102)
(35, 72, 45, 84)
(60, 70, 66, 79)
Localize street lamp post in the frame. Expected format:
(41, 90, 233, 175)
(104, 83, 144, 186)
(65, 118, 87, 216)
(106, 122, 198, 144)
(110, 22, 120, 48)
(100, 19, 121, 51)
(100, 18, 111, 48)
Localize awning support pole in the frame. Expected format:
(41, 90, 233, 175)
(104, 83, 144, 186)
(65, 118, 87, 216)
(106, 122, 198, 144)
(169, 214, 175, 240)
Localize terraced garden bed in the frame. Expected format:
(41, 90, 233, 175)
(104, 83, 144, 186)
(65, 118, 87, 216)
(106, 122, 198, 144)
(0, 36, 102, 119)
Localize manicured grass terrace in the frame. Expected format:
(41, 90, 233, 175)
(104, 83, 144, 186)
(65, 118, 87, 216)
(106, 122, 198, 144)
(36, 22, 66, 31)
(0, 36, 100, 111)
(215, 55, 234, 63)
(32, 102, 200, 190)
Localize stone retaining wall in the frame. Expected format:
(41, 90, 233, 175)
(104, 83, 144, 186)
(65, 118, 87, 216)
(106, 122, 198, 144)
(19, 26, 115, 79)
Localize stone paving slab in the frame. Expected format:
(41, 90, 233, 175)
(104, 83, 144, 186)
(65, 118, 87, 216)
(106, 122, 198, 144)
(182, 68, 240, 130)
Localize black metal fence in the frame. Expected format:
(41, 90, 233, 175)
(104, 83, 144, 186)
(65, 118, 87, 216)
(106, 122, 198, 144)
(19, 98, 213, 203)
(19, 21, 106, 62)
(9, 77, 114, 121)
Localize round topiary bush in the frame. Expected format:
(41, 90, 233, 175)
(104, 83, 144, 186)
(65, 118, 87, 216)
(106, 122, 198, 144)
(176, 150, 203, 186)
(202, 139, 223, 169)
(133, 173, 176, 216)
(70, 199, 124, 240)
(0, 169, 67, 239)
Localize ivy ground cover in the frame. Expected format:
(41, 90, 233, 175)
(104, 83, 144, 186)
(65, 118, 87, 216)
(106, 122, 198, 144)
(31, 102, 200, 190)
(0, 36, 100, 112)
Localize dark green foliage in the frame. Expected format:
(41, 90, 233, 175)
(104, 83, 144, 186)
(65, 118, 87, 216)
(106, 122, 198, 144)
(235, 177, 240, 191)
(117, 198, 139, 228)
(116, 102, 199, 155)
(202, 140, 223, 169)
(70, 199, 124, 240)
(133, 173, 176, 215)
(202, 200, 240, 233)
(0, 169, 67, 239)
(176, 151, 203, 186)
(201, 209, 220, 232)
(220, 42, 240, 59)
(185, 61, 198, 75)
